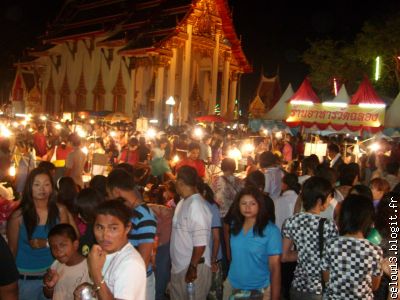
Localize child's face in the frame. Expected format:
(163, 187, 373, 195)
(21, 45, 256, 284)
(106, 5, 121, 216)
(49, 235, 78, 264)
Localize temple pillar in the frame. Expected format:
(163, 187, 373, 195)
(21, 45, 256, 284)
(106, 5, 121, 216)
(130, 67, 136, 116)
(210, 33, 220, 114)
(154, 63, 165, 121)
(202, 71, 211, 114)
(134, 65, 144, 115)
(221, 53, 231, 116)
(180, 24, 193, 123)
(228, 71, 238, 117)
(166, 48, 177, 119)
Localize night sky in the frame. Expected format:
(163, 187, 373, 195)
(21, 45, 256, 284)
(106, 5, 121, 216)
(1, 0, 399, 108)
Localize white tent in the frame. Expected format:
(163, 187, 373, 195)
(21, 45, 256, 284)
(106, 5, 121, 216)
(385, 92, 400, 128)
(310, 85, 359, 134)
(264, 83, 294, 120)
(321, 84, 350, 106)
(332, 84, 350, 103)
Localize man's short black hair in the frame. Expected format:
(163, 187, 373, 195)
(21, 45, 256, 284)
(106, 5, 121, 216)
(188, 142, 200, 152)
(302, 176, 333, 211)
(259, 151, 276, 168)
(177, 166, 199, 187)
(38, 161, 56, 172)
(221, 158, 236, 173)
(107, 168, 135, 191)
(95, 198, 132, 226)
(328, 143, 340, 154)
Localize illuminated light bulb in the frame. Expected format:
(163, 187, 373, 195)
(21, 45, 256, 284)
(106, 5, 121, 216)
(81, 146, 89, 155)
(9, 165, 16, 177)
(358, 103, 386, 108)
(275, 131, 283, 139)
(146, 128, 157, 139)
(77, 128, 87, 138)
(172, 155, 180, 163)
(193, 127, 204, 139)
(290, 100, 314, 106)
(40, 115, 47, 121)
(110, 131, 117, 138)
(89, 119, 95, 124)
(375, 56, 381, 81)
(55, 124, 62, 130)
(242, 143, 255, 153)
(0, 125, 12, 138)
(333, 78, 338, 96)
(322, 102, 348, 108)
(228, 148, 242, 160)
(369, 143, 380, 152)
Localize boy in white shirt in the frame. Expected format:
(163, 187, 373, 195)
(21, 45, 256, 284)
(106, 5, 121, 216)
(43, 224, 90, 300)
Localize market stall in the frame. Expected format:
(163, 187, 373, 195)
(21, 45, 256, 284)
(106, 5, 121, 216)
(286, 77, 385, 134)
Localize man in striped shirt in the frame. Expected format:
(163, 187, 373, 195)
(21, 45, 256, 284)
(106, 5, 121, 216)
(107, 168, 157, 300)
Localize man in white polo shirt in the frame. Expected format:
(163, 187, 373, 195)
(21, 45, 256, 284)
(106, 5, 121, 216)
(170, 166, 212, 299)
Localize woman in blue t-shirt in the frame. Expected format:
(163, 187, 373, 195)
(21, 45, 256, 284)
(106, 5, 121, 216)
(223, 187, 282, 300)
(7, 167, 77, 300)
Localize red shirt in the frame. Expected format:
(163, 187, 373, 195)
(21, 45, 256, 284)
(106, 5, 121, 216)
(56, 145, 73, 160)
(120, 149, 139, 166)
(176, 158, 206, 178)
(33, 132, 47, 157)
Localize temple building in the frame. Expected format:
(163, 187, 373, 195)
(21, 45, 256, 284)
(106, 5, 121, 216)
(11, 0, 251, 123)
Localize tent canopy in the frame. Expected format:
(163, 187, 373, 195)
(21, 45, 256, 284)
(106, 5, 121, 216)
(331, 84, 350, 103)
(285, 78, 383, 134)
(385, 92, 400, 128)
(265, 84, 294, 120)
(350, 77, 385, 105)
(289, 78, 320, 103)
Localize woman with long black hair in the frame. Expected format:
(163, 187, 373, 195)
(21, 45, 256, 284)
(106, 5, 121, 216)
(7, 167, 77, 300)
(223, 187, 282, 300)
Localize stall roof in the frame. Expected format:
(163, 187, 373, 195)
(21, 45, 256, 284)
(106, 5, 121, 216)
(350, 77, 385, 105)
(265, 83, 293, 120)
(385, 92, 400, 128)
(289, 78, 320, 103)
(331, 84, 350, 103)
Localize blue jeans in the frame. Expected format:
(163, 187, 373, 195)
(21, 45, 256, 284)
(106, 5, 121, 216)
(19, 279, 47, 300)
(155, 242, 171, 300)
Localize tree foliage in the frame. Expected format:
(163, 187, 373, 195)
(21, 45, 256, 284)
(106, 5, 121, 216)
(303, 11, 400, 99)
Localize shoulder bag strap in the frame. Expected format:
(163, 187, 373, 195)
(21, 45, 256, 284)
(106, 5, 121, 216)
(221, 175, 240, 194)
(318, 217, 327, 292)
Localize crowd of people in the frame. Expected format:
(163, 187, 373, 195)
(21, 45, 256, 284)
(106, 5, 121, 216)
(0, 117, 399, 300)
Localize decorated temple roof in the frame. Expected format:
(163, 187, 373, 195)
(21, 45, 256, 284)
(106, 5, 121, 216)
(40, 0, 250, 72)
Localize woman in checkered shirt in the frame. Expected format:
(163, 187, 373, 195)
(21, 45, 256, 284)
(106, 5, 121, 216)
(321, 194, 383, 300)
(281, 176, 338, 300)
